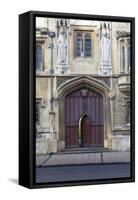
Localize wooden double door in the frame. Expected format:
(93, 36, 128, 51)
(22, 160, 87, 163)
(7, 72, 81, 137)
(65, 87, 104, 148)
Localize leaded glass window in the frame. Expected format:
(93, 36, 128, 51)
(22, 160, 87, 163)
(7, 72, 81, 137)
(120, 39, 131, 73)
(75, 31, 92, 58)
(85, 33, 91, 57)
(36, 99, 42, 125)
(76, 33, 83, 57)
(127, 44, 131, 72)
(120, 41, 125, 72)
(36, 45, 43, 70)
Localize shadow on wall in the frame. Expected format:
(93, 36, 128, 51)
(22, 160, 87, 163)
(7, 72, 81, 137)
(8, 178, 18, 185)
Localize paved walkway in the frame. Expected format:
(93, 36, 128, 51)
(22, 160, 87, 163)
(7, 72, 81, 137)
(36, 151, 130, 167)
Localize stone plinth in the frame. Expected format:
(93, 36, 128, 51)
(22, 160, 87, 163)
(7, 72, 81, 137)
(112, 135, 130, 151)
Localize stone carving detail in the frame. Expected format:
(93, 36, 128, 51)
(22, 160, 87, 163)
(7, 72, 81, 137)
(112, 78, 118, 88)
(56, 76, 119, 94)
(100, 23, 112, 75)
(99, 78, 111, 88)
(97, 77, 118, 89)
(57, 27, 67, 64)
(116, 31, 130, 40)
(55, 19, 69, 74)
(56, 76, 118, 90)
(56, 77, 74, 88)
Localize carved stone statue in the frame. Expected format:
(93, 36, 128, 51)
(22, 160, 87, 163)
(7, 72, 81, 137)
(100, 23, 112, 75)
(101, 27, 111, 65)
(57, 27, 67, 64)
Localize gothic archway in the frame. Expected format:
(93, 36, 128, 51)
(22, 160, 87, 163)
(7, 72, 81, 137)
(57, 76, 112, 150)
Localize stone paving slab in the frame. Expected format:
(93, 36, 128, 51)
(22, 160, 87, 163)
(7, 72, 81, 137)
(42, 153, 101, 166)
(102, 152, 130, 163)
(36, 151, 130, 167)
(36, 155, 50, 166)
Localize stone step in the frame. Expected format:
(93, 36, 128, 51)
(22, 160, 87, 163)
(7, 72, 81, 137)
(38, 152, 130, 167)
(59, 147, 110, 154)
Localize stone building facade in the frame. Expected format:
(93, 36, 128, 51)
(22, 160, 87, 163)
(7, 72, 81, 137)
(35, 17, 131, 154)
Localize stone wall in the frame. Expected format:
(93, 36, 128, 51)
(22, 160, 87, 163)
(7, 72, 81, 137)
(35, 18, 131, 154)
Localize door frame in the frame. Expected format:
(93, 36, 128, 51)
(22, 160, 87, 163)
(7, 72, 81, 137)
(57, 76, 112, 150)
(79, 113, 86, 145)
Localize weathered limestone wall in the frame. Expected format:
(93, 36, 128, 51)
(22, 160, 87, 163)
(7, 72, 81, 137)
(35, 18, 131, 154)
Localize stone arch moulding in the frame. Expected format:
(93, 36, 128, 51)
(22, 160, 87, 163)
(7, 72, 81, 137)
(56, 76, 112, 151)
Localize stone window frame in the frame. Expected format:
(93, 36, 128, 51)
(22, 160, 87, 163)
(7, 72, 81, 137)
(74, 30, 93, 58)
(119, 37, 131, 74)
(124, 98, 131, 126)
(127, 39, 131, 72)
(35, 39, 45, 71)
(36, 98, 42, 126)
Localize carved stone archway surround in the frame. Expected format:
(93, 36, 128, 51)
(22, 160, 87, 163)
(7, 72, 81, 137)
(56, 76, 112, 150)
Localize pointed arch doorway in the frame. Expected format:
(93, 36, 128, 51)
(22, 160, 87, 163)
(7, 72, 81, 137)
(65, 87, 104, 148)
(57, 76, 112, 151)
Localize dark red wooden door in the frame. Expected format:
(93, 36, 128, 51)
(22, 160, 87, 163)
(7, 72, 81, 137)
(81, 115, 91, 147)
(65, 88, 104, 148)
